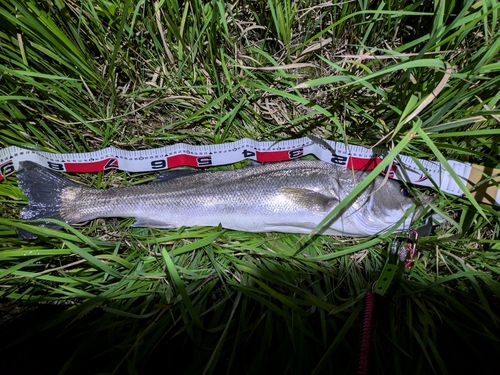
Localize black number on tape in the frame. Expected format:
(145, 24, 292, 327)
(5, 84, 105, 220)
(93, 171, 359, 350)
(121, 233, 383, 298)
(151, 159, 166, 169)
(197, 157, 212, 166)
(289, 149, 303, 158)
(1, 162, 14, 177)
(242, 149, 255, 158)
(104, 159, 118, 170)
(331, 154, 348, 166)
(48, 161, 64, 171)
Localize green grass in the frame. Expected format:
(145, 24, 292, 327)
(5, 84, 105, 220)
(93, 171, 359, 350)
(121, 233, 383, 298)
(1, 0, 500, 374)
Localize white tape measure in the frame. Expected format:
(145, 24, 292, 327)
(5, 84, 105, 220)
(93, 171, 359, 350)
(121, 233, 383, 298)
(1, 136, 498, 205)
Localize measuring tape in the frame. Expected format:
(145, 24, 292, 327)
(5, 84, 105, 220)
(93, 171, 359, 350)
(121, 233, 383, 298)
(0, 136, 498, 205)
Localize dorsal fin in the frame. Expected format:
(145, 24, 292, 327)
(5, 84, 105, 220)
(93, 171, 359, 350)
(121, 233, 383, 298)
(153, 169, 202, 183)
(248, 160, 262, 166)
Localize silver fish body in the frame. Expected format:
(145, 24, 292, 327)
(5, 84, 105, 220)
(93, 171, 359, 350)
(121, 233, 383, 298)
(17, 160, 418, 237)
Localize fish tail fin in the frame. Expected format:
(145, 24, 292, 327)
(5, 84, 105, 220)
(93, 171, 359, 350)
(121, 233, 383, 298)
(17, 161, 82, 239)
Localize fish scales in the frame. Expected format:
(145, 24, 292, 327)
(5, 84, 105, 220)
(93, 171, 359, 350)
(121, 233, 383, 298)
(61, 162, 345, 228)
(16, 160, 419, 238)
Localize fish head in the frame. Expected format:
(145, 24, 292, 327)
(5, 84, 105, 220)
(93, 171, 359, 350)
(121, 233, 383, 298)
(354, 176, 419, 234)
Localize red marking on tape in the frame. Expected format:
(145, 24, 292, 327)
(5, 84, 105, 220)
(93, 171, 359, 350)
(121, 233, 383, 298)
(64, 158, 119, 173)
(256, 148, 303, 162)
(347, 157, 397, 177)
(167, 155, 212, 168)
(347, 157, 382, 170)
(380, 165, 397, 178)
(415, 174, 428, 182)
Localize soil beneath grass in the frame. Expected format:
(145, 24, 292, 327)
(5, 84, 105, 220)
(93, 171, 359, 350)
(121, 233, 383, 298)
(0, 303, 69, 375)
(1, 302, 499, 375)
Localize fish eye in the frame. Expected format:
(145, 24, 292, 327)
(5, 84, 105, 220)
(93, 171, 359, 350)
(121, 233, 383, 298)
(400, 188, 411, 197)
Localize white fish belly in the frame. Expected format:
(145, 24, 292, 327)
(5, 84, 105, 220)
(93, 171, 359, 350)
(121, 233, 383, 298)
(135, 204, 365, 236)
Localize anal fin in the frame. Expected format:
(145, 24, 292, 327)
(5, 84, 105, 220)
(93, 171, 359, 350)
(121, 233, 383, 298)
(132, 218, 176, 228)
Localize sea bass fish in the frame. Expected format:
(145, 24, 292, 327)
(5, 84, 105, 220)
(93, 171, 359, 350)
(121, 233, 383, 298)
(17, 160, 421, 238)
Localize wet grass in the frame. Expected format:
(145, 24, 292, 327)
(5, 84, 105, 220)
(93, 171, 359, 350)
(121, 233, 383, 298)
(1, 0, 500, 374)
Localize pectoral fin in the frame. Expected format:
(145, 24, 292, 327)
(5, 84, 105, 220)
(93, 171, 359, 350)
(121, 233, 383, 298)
(281, 187, 338, 212)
